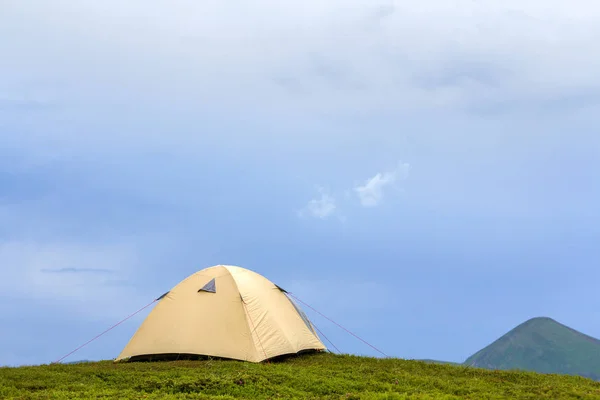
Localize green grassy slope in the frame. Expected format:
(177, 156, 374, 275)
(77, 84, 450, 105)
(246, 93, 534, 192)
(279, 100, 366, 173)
(2, 353, 600, 399)
(464, 317, 600, 380)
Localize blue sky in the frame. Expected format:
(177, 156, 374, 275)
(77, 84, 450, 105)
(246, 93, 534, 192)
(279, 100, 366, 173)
(1, 1, 600, 366)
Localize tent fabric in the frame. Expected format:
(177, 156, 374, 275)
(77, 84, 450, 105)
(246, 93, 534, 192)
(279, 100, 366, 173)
(285, 294, 316, 334)
(115, 265, 326, 363)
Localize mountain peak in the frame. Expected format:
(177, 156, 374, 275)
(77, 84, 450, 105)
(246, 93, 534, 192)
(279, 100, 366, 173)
(524, 316, 563, 323)
(464, 317, 600, 380)
(518, 316, 561, 328)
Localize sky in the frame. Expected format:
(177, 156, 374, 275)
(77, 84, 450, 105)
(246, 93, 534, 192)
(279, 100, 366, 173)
(1, 0, 600, 366)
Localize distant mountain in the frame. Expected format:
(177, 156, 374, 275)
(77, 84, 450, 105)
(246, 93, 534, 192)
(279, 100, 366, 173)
(464, 317, 600, 380)
(417, 359, 461, 366)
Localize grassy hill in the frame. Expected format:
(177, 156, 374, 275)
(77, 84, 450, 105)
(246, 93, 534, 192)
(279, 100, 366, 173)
(2, 353, 600, 399)
(464, 317, 600, 380)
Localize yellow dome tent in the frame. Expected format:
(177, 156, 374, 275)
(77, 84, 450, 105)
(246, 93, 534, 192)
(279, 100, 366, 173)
(115, 265, 326, 363)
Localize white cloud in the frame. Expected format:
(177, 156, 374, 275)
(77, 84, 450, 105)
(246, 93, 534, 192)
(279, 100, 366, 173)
(299, 162, 410, 218)
(298, 188, 337, 219)
(1, 0, 599, 178)
(3, 0, 600, 127)
(2, 1, 599, 222)
(354, 162, 410, 207)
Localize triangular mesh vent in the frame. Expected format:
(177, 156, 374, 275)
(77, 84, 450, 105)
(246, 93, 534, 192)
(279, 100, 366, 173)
(198, 278, 216, 293)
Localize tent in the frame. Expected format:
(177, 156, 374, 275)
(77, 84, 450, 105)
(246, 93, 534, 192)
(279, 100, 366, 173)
(115, 265, 326, 363)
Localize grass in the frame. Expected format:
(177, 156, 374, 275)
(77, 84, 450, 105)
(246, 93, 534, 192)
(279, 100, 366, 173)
(2, 353, 600, 399)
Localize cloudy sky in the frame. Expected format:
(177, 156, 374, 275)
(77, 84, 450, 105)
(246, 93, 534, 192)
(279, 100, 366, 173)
(1, 0, 600, 366)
